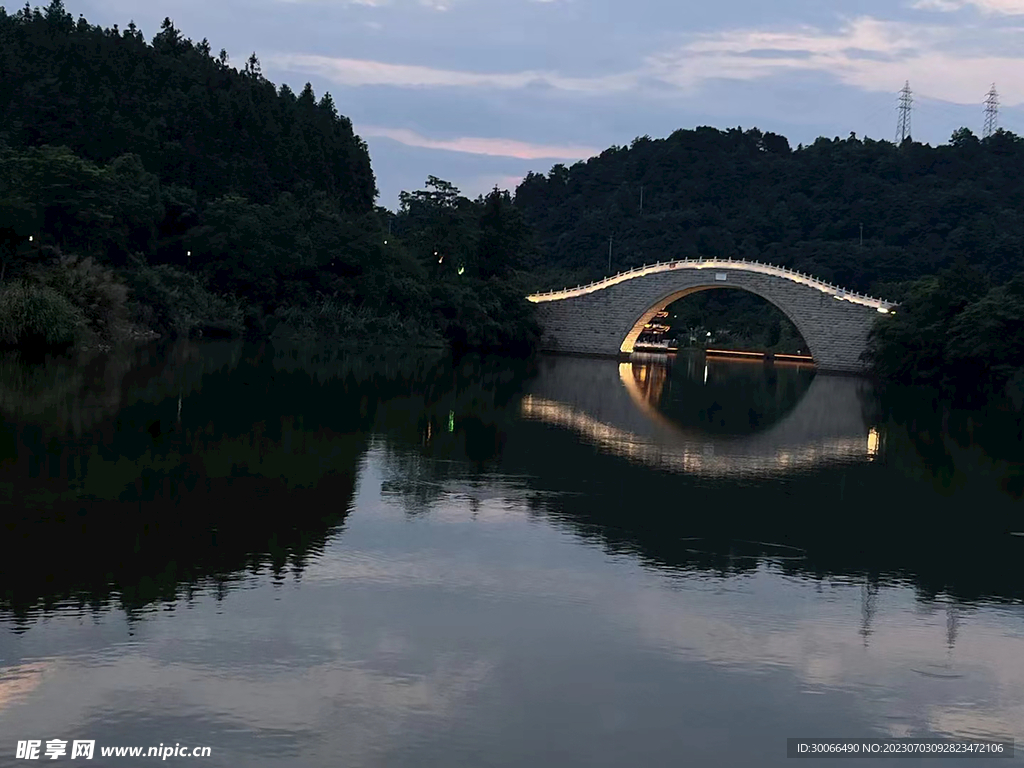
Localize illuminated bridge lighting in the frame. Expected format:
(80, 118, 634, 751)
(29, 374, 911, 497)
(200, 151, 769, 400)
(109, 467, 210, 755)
(519, 395, 879, 478)
(705, 349, 763, 358)
(526, 258, 897, 313)
(867, 427, 880, 459)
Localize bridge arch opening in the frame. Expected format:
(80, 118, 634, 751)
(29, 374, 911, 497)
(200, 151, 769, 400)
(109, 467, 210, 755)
(620, 285, 813, 361)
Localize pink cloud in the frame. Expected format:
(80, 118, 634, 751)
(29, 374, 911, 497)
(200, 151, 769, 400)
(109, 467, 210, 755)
(358, 125, 599, 159)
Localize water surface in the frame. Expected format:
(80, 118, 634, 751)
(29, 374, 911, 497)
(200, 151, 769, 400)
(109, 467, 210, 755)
(0, 342, 1021, 767)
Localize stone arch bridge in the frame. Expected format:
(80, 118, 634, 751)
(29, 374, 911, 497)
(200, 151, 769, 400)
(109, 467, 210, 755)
(527, 259, 897, 373)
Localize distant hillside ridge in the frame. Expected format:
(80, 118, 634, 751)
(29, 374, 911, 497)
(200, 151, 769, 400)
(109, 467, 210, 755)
(513, 126, 1024, 296)
(0, 0, 376, 213)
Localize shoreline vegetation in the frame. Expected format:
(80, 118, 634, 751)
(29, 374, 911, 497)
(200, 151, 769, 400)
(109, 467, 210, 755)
(0, 2, 1022, 409)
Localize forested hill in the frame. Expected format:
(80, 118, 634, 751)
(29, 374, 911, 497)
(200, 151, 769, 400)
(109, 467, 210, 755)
(0, 1, 376, 212)
(514, 127, 1024, 297)
(0, 2, 540, 353)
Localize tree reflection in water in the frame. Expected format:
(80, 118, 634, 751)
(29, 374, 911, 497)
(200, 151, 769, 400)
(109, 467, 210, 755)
(0, 345, 1021, 629)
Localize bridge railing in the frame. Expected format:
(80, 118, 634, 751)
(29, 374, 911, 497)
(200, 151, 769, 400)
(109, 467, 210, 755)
(526, 257, 896, 311)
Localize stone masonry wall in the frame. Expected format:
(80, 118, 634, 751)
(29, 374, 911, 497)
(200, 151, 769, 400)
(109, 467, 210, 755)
(530, 267, 885, 373)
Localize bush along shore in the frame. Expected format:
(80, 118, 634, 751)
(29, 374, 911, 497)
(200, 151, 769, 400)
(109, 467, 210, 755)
(0, 238, 541, 354)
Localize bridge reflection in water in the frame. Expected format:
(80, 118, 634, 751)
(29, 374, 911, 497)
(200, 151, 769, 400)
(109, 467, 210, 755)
(520, 354, 879, 478)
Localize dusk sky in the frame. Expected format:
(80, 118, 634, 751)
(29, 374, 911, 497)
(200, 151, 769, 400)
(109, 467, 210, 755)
(65, 0, 1024, 209)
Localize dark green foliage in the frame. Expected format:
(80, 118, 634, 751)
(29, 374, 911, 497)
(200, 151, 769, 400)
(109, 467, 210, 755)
(866, 266, 1024, 405)
(273, 295, 436, 346)
(29, 252, 130, 340)
(398, 176, 480, 277)
(514, 126, 1024, 293)
(0, 145, 164, 269)
(430, 276, 540, 355)
(0, 280, 81, 348)
(124, 261, 245, 338)
(0, 5, 376, 212)
(0, 5, 539, 353)
(393, 178, 541, 354)
(946, 274, 1024, 393)
(475, 188, 530, 280)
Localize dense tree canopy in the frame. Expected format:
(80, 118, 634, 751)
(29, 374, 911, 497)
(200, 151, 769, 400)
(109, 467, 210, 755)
(0, 1, 376, 213)
(0, 2, 538, 352)
(515, 126, 1024, 296)
(865, 263, 1024, 406)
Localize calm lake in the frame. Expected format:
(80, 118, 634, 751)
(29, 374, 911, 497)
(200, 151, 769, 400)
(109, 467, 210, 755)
(0, 341, 1022, 767)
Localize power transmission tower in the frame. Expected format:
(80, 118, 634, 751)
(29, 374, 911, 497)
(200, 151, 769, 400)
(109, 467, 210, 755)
(983, 84, 999, 138)
(896, 81, 912, 144)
